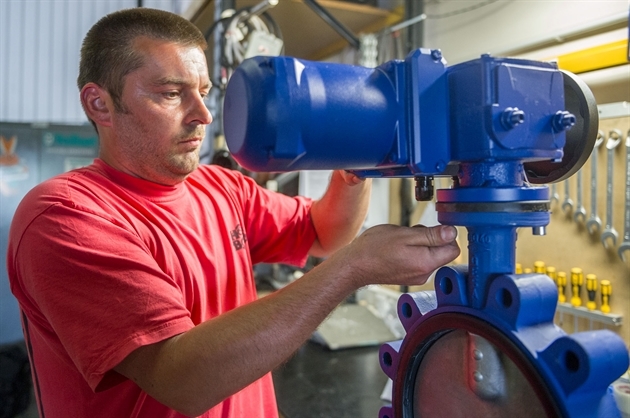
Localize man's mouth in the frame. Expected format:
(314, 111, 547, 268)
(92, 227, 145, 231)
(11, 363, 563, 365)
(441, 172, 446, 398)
(180, 136, 202, 144)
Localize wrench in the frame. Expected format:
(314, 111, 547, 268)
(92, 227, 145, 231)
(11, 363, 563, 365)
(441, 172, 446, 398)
(573, 168, 586, 223)
(618, 129, 630, 261)
(551, 183, 559, 204)
(586, 131, 605, 234)
(601, 129, 622, 249)
(561, 178, 573, 214)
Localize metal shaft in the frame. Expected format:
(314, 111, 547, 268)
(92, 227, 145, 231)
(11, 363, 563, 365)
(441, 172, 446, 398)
(467, 227, 517, 309)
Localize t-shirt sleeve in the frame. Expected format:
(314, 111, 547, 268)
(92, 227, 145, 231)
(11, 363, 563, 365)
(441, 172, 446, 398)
(12, 203, 195, 392)
(222, 170, 317, 267)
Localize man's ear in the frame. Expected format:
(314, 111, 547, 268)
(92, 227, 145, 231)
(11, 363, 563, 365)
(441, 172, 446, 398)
(80, 83, 113, 127)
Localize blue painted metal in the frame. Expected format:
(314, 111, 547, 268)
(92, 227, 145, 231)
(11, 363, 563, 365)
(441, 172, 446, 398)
(379, 269, 629, 418)
(224, 51, 566, 176)
(223, 49, 629, 417)
(224, 55, 402, 171)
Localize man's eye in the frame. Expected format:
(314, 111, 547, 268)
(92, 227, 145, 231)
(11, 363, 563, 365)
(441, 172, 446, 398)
(163, 91, 180, 99)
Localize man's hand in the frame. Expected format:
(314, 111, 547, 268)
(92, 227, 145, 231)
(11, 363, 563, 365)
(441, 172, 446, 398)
(329, 224, 461, 289)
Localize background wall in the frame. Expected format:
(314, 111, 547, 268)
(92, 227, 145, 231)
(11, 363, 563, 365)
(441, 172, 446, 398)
(422, 0, 628, 64)
(0, 0, 198, 125)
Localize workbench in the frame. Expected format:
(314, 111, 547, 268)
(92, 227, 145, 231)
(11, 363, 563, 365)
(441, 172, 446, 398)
(273, 341, 388, 418)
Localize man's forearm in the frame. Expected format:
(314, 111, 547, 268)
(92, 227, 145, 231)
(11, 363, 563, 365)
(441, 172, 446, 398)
(309, 170, 372, 257)
(115, 254, 358, 416)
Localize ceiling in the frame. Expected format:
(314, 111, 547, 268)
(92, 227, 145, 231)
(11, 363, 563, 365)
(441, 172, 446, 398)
(187, 0, 403, 62)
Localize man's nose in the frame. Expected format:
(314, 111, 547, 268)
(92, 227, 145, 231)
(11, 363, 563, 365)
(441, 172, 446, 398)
(188, 93, 213, 126)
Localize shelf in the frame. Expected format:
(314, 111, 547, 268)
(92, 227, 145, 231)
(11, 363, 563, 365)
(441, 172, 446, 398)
(187, 0, 403, 62)
(556, 302, 622, 327)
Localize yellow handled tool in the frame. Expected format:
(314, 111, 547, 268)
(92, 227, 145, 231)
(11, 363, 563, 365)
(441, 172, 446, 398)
(570, 267, 584, 307)
(557, 271, 567, 303)
(586, 274, 597, 311)
(546, 266, 557, 286)
(601, 280, 612, 314)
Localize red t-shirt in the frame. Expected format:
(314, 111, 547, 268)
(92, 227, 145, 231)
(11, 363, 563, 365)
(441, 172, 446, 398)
(7, 159, 316, 418)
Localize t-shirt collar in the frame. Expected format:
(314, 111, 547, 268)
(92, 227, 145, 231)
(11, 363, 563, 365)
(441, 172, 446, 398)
(92, 158, 186, 201)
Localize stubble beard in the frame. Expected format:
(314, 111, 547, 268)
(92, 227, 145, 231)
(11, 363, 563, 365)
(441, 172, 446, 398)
(114, 110, 204, 184)
(168, 144, 201, 176)
(169, 126, 205, 175)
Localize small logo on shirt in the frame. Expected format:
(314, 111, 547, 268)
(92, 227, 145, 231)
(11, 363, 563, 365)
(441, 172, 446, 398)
(230, 224, 247, 250)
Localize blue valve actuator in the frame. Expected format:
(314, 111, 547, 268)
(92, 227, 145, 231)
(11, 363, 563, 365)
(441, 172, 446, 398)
(223, 49, 568, 177)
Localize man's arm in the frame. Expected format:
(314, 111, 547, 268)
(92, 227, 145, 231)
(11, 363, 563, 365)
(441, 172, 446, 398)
(114, 223, 460, 416)
(308, 170, 372, 258)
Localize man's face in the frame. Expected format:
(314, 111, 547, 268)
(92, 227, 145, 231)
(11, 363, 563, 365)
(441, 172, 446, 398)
(108, 37, 212, 185)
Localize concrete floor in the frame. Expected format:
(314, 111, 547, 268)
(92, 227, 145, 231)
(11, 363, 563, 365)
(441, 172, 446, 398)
(14, 386, 37, 418)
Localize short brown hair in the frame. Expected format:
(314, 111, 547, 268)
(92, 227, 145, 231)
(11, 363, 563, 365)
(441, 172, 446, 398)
(78, 8, 207, 115)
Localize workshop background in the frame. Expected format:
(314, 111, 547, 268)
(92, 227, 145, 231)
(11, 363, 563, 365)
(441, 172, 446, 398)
(0, 1, 629, 417)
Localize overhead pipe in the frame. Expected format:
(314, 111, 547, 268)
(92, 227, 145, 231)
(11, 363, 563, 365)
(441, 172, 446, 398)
(303, 0, 361, 49)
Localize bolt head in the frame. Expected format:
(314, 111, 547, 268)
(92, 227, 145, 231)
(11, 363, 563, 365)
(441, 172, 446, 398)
(552, 111, 576, 132)
(430, 49, 443, 61)
(501, 107, 525, 130)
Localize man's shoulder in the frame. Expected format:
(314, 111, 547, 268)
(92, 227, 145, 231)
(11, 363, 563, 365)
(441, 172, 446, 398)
(21, 165, 103, 205)
(12, 165, 110, 226)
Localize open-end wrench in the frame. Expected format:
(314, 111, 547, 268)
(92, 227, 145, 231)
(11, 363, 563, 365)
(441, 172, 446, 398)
(618, 129, 630, 261)
(601, 129, 622, 249)
(561, 178, 573, 214)
(586, 131, 605, 234)
(551, 183, 559, 205)
(573, 168, 586, 223)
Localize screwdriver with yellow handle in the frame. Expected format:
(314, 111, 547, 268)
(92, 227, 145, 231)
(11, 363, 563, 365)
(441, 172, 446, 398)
(586, 274, 598, 311)
(557, 271, 567, 303)
(601, 280, 612, 314)
(570, 267, 584, 307)
(546, 266, 557, 286)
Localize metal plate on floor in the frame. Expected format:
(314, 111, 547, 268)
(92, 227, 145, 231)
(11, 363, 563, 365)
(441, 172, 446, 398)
(312, 304, 397, 350)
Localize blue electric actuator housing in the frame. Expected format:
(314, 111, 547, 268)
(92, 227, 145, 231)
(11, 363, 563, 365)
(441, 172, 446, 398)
(224, 49, 593, 182)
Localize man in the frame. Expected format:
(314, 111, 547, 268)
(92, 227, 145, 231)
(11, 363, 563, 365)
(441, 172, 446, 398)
(7, 8, 460, 418)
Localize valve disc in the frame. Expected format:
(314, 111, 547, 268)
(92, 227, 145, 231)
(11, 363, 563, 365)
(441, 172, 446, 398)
(393, 313, 558, 418)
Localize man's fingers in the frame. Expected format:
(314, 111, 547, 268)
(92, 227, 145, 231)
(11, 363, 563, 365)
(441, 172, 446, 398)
(410, 225, 458, 247)
(338, 170, 366, 185)
(439, 225, 457, 241)
(427, 240, 461, 264)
